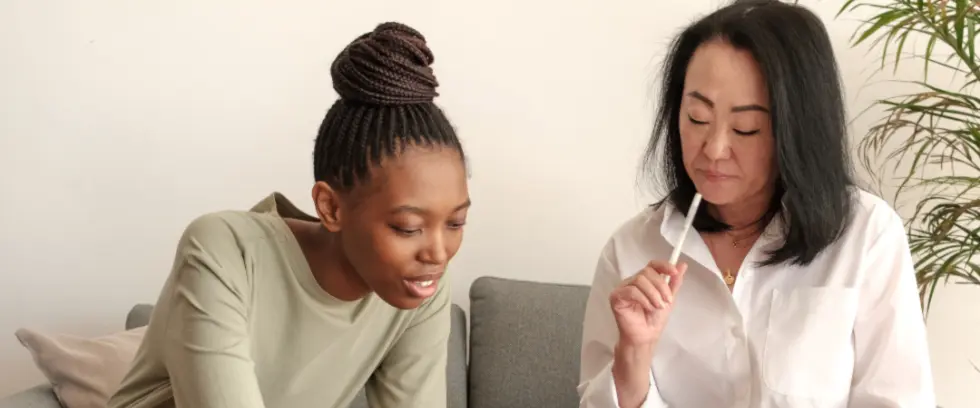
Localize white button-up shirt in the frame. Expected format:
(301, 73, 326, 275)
(578, 190, 935, 408)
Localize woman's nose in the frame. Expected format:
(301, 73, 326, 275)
(419, 231, 449, 265)
(702, 126, 732, 161)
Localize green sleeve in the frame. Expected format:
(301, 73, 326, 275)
(365, 280, 451, 408)
(160, 214, 267, 408)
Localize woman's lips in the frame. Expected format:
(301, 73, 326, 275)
(403, 273, 443, 299)
(700, 169, 734, 180)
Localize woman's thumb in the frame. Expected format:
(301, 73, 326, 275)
(669, 262, 688, 292)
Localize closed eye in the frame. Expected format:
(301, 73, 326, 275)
(689, 114, 758, 136)
(389, 225, 421, 236)
(734, 128, 760, 136)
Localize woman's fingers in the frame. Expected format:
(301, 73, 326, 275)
(615, 260, 688, 313)
(646, 260, 681, 277)
(632, 270, 669, 309)
(618, 284, 655, 313)
(668, 262, 688, 294)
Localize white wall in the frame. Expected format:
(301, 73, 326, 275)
(0, 0, 976, 406)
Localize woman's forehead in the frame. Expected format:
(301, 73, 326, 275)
(353, 147, 468, 212)
(684, 41, 769, 106)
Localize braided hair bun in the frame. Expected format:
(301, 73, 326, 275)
(314, 22, 463, 191)
(330, 22, 440, 105)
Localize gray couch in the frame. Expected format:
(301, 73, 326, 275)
(0, 276, 591, 408)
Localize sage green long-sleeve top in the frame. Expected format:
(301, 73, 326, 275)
(107, 193, 451, 408)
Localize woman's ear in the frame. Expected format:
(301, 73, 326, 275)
(312, 181, 343, 232)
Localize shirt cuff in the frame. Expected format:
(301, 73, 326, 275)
(578, 361, 668, 408)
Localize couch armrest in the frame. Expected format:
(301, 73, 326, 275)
(0, 385, 62, 408)
(447, 304, 468, 408)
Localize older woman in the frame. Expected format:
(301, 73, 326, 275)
(577, 1, 935, 408)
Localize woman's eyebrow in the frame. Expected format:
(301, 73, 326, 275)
(686, 90, 769, 113)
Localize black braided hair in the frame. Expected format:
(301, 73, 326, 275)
(313, 22, 464, 191)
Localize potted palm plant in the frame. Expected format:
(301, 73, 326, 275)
(836, 0, 979, 314)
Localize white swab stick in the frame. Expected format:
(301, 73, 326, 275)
(669, 192, 702, 266)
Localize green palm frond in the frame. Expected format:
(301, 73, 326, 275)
(838, 0, 980, 314)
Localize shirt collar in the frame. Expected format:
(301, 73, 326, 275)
(659, 197, 788, 252)
(250, 192, 319, 222)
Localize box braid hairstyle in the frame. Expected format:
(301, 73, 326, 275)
(313, 22, 464, 192)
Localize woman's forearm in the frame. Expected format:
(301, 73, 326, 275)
(611, 341, 654, 408)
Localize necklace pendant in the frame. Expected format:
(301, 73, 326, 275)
(723, 272, 736, 286)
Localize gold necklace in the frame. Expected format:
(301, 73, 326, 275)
(726, 222, 766, 248)
(722, 230, 761, 285)
(722, 210, 771, 246)
(716, 217, 767, 286)
(707, 235, 738, 287)
(723, 269, 736, 286)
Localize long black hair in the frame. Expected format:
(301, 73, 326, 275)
(313, 22, 464, 192)
(643, 0, 855, 266)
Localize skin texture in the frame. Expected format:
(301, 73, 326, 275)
(290, 145, 470, 310)
(610, 39, 778, 408)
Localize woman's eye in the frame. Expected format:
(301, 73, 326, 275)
(687, 114, 708, 125)
(389, 225, 421, 236)
(448, 221, 466, 229)
(734, 128, 760, 136)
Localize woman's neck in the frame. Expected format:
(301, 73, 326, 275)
(286, 219, 370, 301)
(709, 191, 773, 230)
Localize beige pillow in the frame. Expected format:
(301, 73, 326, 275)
(15, 326, 146, 408)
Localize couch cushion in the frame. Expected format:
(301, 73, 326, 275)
(125, 303, 468, 408)
(468, 276, 590, 408)
(0, 385, 62, 408)
(14, 327, 146, 408)
(0, 385, 63, 408)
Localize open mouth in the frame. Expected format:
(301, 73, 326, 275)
(403, 274, 442, 299)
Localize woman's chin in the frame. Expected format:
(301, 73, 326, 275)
(377, 293, 426, 310)
(694, 186, 739, 206)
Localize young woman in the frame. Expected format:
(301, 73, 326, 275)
(108, 22, 469, 408)
(577, 1, 934, 407)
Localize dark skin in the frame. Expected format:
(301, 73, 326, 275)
(285, 146, 470, 310)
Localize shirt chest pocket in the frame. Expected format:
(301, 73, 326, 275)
(763, 287, 859, 399)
